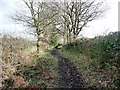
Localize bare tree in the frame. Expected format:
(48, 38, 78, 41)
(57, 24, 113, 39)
(54, 0, 105, 43)
(12, 0, 58, 54)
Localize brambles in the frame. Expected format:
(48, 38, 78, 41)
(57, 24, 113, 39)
(1, 34, 58, 88)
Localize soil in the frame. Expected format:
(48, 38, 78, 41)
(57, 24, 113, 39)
(51, 49, 86, 88)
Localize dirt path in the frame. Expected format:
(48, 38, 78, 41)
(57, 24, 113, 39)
(51, 49, 85, 88)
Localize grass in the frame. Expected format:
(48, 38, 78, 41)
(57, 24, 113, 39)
(22, 50, 58, 88)
(2, 32, 119, 88)
(59, 49, 101, 87)
(2, 49, 58, 88)
(59, 41, 118, 88)
(58, 32, 120, 88)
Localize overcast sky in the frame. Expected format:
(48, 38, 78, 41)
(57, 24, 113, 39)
(0, 0, 119, 39)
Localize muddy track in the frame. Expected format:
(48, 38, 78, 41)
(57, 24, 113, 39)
(51, 49, 85, 88)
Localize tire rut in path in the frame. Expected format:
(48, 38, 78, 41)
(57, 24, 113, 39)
(51, 49, 85, 88)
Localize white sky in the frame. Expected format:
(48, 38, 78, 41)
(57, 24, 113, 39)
(0, 0, 119, 39)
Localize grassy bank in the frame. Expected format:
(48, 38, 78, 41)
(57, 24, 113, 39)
(22, 51, 58, 88)
(59, 31, 119, 88)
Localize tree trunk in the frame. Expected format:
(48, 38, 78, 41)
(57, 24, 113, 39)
(73, 35, 77, 42)
(37, 33, 41, 54)
(69, 32, 72, 44)
(66, 31, 69, 44)
(63, 35, 66, 45)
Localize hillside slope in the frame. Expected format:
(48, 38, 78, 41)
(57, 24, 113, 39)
(59, 31, 120, 88)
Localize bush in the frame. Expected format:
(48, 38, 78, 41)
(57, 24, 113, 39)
(61, 31, 119, 88)
(67, 32, 120, 67)
(2, 78, 14, 89)
(49, 35, 58, 46)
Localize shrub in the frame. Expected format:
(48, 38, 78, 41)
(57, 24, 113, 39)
(61, 31, 119, 88)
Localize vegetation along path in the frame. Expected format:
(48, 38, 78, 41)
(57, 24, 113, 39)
(51, 49, 85, 88)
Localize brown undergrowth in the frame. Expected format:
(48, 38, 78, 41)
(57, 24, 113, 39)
(1, 35, 58, 89)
